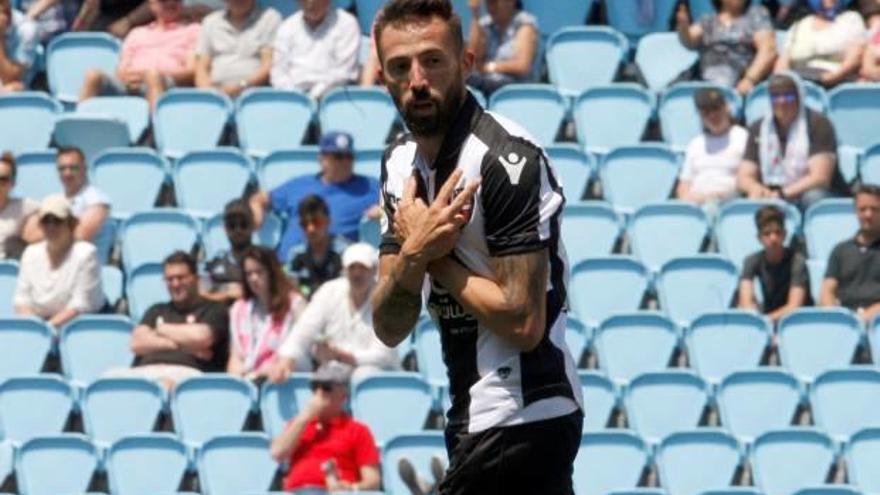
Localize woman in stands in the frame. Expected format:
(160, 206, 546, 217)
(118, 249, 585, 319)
(227, 245, 307, 381)
(676, 0, 777, 95)
(0, 152, 40, 259)
(466, 0, 539, 96)
(859, 4, 880, 81)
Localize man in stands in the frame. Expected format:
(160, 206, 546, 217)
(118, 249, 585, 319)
(201, 199, 253, 304)
(53, 147, 111, 243)
(288, 194, 347, 300)
(0, 0, 37, 93)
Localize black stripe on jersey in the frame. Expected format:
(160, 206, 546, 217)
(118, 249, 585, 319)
(378, 134, 412, 255)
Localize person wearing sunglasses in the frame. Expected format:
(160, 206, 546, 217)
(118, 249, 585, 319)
(202, 199, 255, 304)
(0, 152, 41, 259)
(14, 195, 105, 329)
(49, 147, 111, 244)
(288, 194, 349, 300)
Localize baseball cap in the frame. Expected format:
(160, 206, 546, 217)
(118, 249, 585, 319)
(312, 361, 353, 386)
(38, 194, 73, 220)
(319, 131, 354, 156)
(342, 242, 378, 269)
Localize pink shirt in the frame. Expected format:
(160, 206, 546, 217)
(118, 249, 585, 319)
(121, 21, 201, 74)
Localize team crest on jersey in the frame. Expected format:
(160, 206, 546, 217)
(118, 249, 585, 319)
(498, 151, 527, 185)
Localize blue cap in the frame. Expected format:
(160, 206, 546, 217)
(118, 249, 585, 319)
(319, 131, 354, 155)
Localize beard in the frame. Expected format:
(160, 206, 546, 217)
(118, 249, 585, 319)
(392, 76, 465, 138)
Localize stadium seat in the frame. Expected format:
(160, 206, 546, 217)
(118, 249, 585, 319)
(546, 144, 594, 201)
(0, 375, 75, 443)
(153, 89, 233, 159)
(656, 256, 738, 326)
(173, 148, 254, 217)
(0, 317, 53, 377)
(717, 369, 803, 443)
(358, 216, 381, 248)
(716, 199, 801, 270)
(686, 311, 772, 384)
(81, 378, 166, 446)
(687, 0, 717, 19)
(752, 429, 836, 495)
(0, 93, 61, 155)
(235, 88, 314, 159)
(569, 257, 650, 326)
(599, 144, 680, 214)
(546, 27, 629, 96)
(806, 258, 826, 304)
(171, 374, 257, 446)
(257, 147, 320, 191)
(522, 0, 593, 38)
(0, 440, 12, 488)
(701, 489, 764, 495)
(793, 487, 863, 495)
(574, 431, 648, 495)
(777, 308, 862, 382)
(629, 201, 710, 272)
(106, 434, 189, 495)
(382, 432, 448, 495)
(120, 209, 200, 272)
(572, 84, 654, 153)
(594, 312, 679, 384)
(14, 149, 62, 201)
(657, 430, 742, 495)
(566, 316, 590, 366)
(125, 263, 166, 322)
(488, 84, 567, 145)
(579, 371, 617, 431)
(91, 148, 169, 219)
(197, 434, 278, 495)
(53, 114, 131, 165)
(46, 32, 121, 104)
(354, 148, 383, 180)
(804, 198, 857, 264)
(201, 211, 283, 261)
(318, 87, 397, 149)
(605, 0, 680, 42)
(635, 32, 698, 91)
(811, 368, 880, 441)
(259, 374, 315, 438)
(16, 435, 100, 495)
(59, 315, 134, 385)
(351, 373, 433, 446)
(78, 96, 150, 143)
(828, 83, 880, 153)
(847, 428, 880, 495)
(624, 370, 710, 443)
(560, 202, 621, 267)
(607, 490, 668, 495)
(744, 79, 828, 125)
(415, 319, 446, 388)
(859, 143, 880, 186)
(659, 82, 741, 150)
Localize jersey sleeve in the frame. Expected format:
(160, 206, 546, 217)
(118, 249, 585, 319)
(378, 156, 402, 256)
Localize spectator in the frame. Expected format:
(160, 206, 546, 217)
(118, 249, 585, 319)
(270, 361, 382, 493)
(820, 184, 880, 323)
(107, 251, 229, 389)
(194, 0, 280, 98)
(738, 205, 809, 321)
(77, 0, 200, 110)
(20, 0, 88, 42)
(736, 73, 842, 210)
(250, 131, 380, 263)
(466, 0, 538, 97)
(775, 0, 866, 87)
(268, 243, 399, 383)
(201, 199, 254, 304)
(858, 0, 880, 21)
(228, 245, 307, 380)
(0, 0, 37, 93)
(55, 147, 111, 243)
(860, 0, 880, 81)
(270, 0, 360, 100)
(676, 88, 748, 205)
(675, 0, 777, 94)
(289, 194, 347, 300)
(0, 152, 40, 259)
(14, 195, 104, 328)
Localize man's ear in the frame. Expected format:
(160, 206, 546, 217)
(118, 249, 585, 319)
(462, 48, 475, 75)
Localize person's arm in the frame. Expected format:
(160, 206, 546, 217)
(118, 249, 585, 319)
(71, 0, 100, 30)
(860, 44, 880, 81)
(675, 4, 703, 49)
(767, 286, 807, 322)
(270, 24, 294, 89)
(861, 302, 880, 323)
(487, 22, 537, 78)
(819, 277, 839, 306)
(227, 350, 245, 376)
(249, 190, 270, 228)
(25, 0, 58, 19)
(371, 253, 426, 347)
(270, 392, 327, 461)
(738, 29, 776, 95)
(353, 465, 381, 491)
(48, 308, 80, 328)
(108, 1, 152, 39)
(822, 39, 865, 86)
(0, 25, 27, 83)
(737, 159, 770, 198)
(781, 153, 834, 199)
(738, 279, 759, 310)
(20, 212, 41, 243)
(74, 204, 109, 242)
(130, 323, 179, 355)
(155, 322, 214, 351)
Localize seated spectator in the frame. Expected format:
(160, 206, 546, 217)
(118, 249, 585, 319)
(270, 0, 360, 100)
(736, 73, 842, 210)
(0, 0, 37, 93)
(201, 199, 254, 304)
(250, 131, 380, 263)
(107, 251, 228, 389)
(676, 88, 748, 205)
(20, 0, 90, 42)
(820, 184, 880, 323)
(270, 361, 382, 493)
(55, 147, 111, 243)
(228, 245, 306, 380)
(738, 205, 809, 321)
(466, 0, 538, 97)
(268, 243, 399, 383)
(14, 195, 104, 328)
(77, 0, 200, 110)
(675, 0, 776, 94)
(289, 194, 348, 300)
(0, 152, 40, 259)
(77, 0, 214, 39)
(194, 0, 280, 98)
(860, 1, 880, 81)
(775, 0, 866, 87)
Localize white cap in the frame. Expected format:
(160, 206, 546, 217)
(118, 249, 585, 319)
(342, 242, 378, 269)
(38, 194, 73, 220)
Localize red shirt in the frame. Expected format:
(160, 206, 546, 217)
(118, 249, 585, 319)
(283, 414, 380, 490)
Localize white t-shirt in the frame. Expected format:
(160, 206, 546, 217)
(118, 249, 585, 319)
(786, 11, 867, 70)
(14, 240, 104, 318)
(68, 184, 110, 217)
(0, 197, 38, 258)
(680, 125, 748, 197)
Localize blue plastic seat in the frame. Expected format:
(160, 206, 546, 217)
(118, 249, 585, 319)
(257, 147, 320, 191)
(488, 84, 567, 145)
(579, 371, 617, 431)
(125, 263, 166, 322)
(686, 311, 772, 384)
(599, 144, 680, 214)
(656, 256, 738, 326)
(566, 316, 590, 366)
(629, 201, 710, 272)
(14, 150, 62, 201)
(811, 368, 880, 441)
(594, 312, 679, 384)
(197, 434, 278, 495)
(120, 209, 200, 272)
(560, 202, 621, 267)
(659, 83, 741, 151)
(657, 430, 741, 495)
(716, 199, 802, 270)
(382, 432, 447, 495)
(828, 83, 880, 153)
(235, 88, 313, 158)
(153, 89, 233, 159)
(807, 259, 826, 304)
(546, 27, 629, 96)
(793, 487, 863, 495)
(351, 147, 382, 181)
(0, 262, 18, 317)
(46, 32, 120, 104)
(804, 198, 857, 264)
(415, 319, 446, 388)
(81, 378, 166, 446)
(777, 308, 862, 382)
(860, 143, 880, 185)
(701, 489, 764, 495)
(717, 369, 802, 443)
(0, 317, 53, 377)
(574, 431, 648, 495)
(569, 257, 650, 326)
(745, 79, 828, 125)
(259, 373, 314, 438)
(0, 93, 61, 154)
(53, 114, 130, 165)
(546, 144, 594, 201)
(635, 32, 699, 91)
(573, 84, 655, 153)
(0, 440, 12, 488)
(174, 148, 254, 217)
(0, 375, 75, 443)
(91, 148, 168, 219)
(78, 96, 150, 143)
(107, 434, 189, 495)
(752, 429, 836, 495)
(16, 435, 99, 495)
(605, 0, 680, 42)
(172, 374, 257, 446)
(351, 372, 433, 446)
(60, 315, 134, 385)
(847, 428, 880, 495)
(522, 0, 594, 38)
(318, 87, 397, 149)
(624, 370, 710, 443)
(202, 211, 282, 260)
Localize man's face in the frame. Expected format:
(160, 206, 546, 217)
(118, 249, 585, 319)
(311, 381, 348, 419)
(224, 214, 253, 249)
(486, 0, 517, 22)
(769, 87, 799, 128)
(149, 0, 182, 22)
(698, 105, 731, 135)
(300, 212, 330, 246)
(758, 222, 786, 253)
(319, 152, 354, 181)
(346, 263, 374, 291)
(57, 151, 87, 195)
(0, 162, 13, 203)
(856, 192, 880, 237)
(378, 16, 472, 138)
(299, 0, 330, 25)
(164, 262, 198, 305)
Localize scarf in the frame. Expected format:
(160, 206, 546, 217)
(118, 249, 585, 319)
(758, 73, 811, 187)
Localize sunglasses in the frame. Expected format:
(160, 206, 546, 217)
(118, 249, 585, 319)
(39, 215, 64, 226)
(310, 381, 334, 392)
(57, 164, 82, 173)
(225, 219, 251, 231)
(770, 92, 798, 105)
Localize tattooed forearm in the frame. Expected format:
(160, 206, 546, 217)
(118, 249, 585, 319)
(372, 256, 424, 347)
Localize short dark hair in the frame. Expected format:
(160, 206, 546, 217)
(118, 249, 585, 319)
(0, 151, 16, 181)
(298, 194, 330, 219)
(163, 250, 197, 275)
(856, 183, 880, 198)
(755, 205, 786, 231)
(768, 74, 798, 96)
(224, 198, 254, 224)
(711, 0, 752, 11)
(373, 0, 464, 63)
(56, 146, 86, 163)
(694, 87, 726, 111)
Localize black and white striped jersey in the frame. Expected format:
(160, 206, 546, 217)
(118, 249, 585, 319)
(379, 94, 583, 435)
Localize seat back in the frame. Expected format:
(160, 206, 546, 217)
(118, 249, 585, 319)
(46, 33, 121, 103)
(605, 0, 680, 41)
(599, 144, 680, 214)
(78, 96, 150, 143)
(659, 82, 741, 150)
(0, 316, 53, 377)
(717, 369, 802, 443)
(172, 375, 256, 446)
(624, 370, 709, 443)
(546, 27, 628, 95)
(847, 428, 880, 495)
(318, 87, 397, 149)
(53, 114, 131, 165)
(0, 375, 75, 443)
(174, 148, 253, 216)
(121, 210, 200, 272)
(574, 431, 648, 495)
(153, 89, 232, 159)
(107, 434, 189, 495)
(635, 32, 698, 91)
(91, 148, 168, 218)
(579, 371, 617, 431)
(522, 0, 594, 38)
(198, 434, 278, 495)
(573, 84, 654, 153)
(126, 263, 167, 322)
(804, 198, 858, 263)
(595, 312, 679, 384)
(565, 316, 590, 366)
(258, 147, 320, 191)
(657, 430, 741, 495)
(811, 368, 880, 440)
(415, 319, 446, 387)
(629, 201, 709, 272)
(752, 429, 836, 495)
(488, 84, 567, 145)
(60, 315, 134, 385)
(828, 83, 880, 150)
(0, 93, 61, 154)
(201, 211, 283, 260)
(569, 257, 650, 326)
(546, 144, 594, 201)
(686, 311, 771, 384)
(235, 88, 313, 158)
(778, 308, 862, 382)
(259, 375, 314, 438)
(656, 256, 738, 326)
(381, 432, 448, 495)
(14, 150, 62, 201)
(16, 435, 99, 495)
(560, 202, 620, 267)
(716, 199, 801, 269)
(351, 372, 433, 446)
(354, 148, 383, 181)
(82, 378, 165, 446)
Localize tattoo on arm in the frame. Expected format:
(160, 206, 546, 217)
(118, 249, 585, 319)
(490, 249, 548, 323)
(372, 275, 422, 347)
